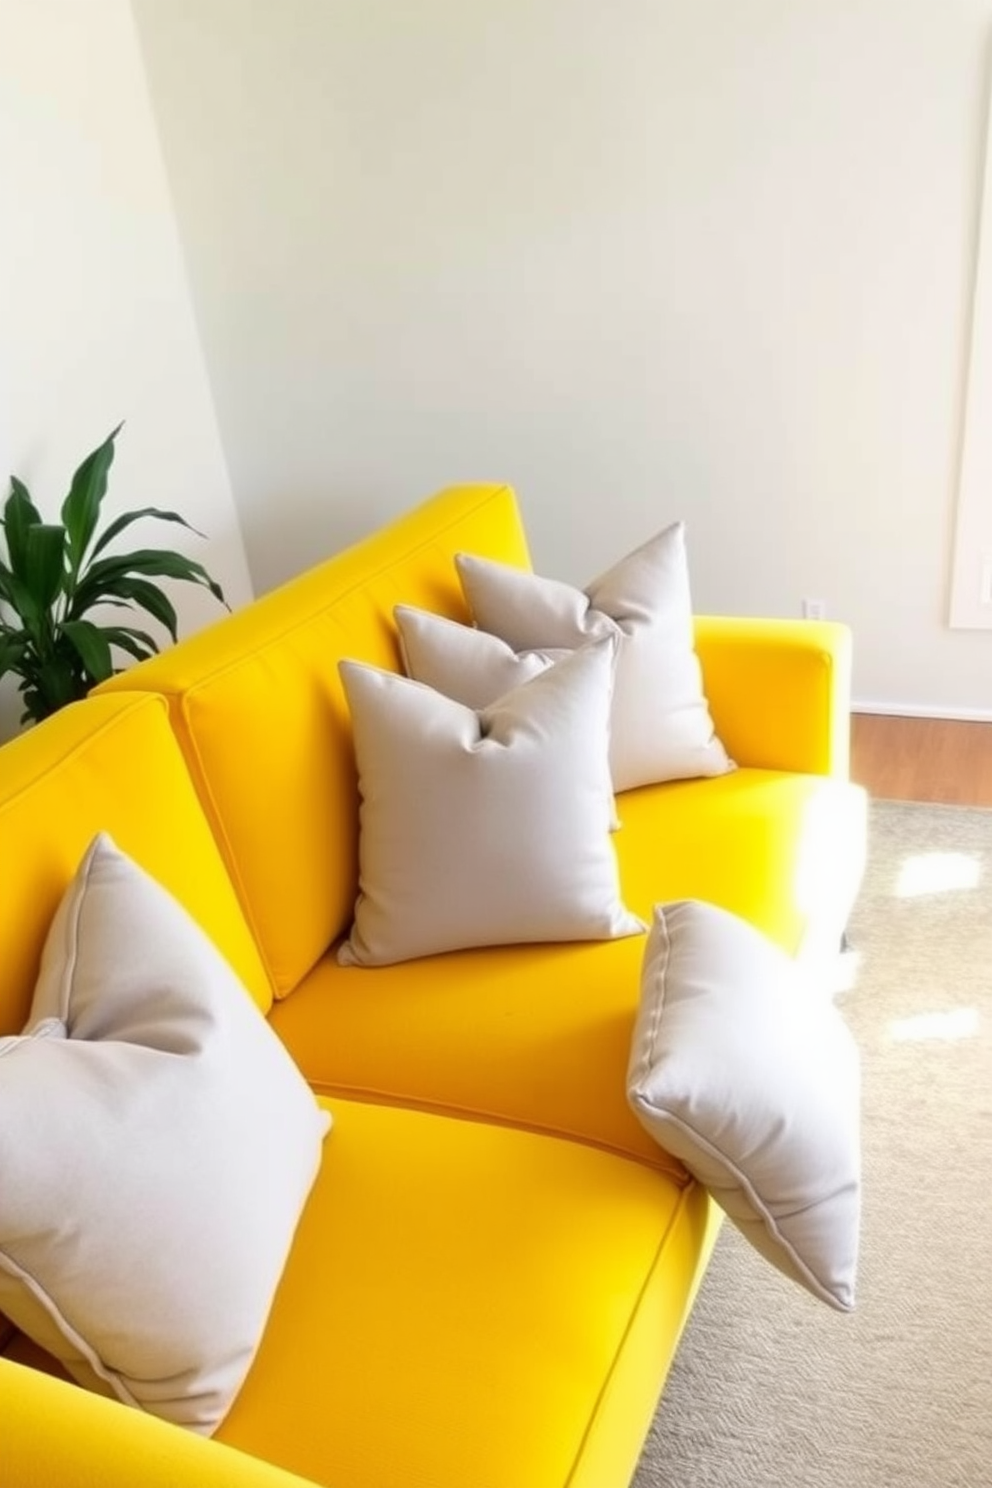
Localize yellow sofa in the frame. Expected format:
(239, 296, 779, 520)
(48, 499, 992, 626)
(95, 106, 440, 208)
(0, 483, 867, 1488)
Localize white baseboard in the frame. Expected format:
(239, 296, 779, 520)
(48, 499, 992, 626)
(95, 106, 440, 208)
(852, 700, 992, 722)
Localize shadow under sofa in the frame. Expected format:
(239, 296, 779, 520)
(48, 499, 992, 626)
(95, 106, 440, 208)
(0, 483, 867, 1488)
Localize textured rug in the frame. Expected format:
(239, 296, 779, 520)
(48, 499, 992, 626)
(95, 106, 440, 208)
(632, 800, 992, 1488)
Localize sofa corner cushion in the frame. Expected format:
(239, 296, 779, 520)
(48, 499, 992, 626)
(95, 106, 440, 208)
(455, 521, 734, 792)
(0, 834, 330, 1434)
(337, 637, 644, 966)
(626, 900, 860, 1311)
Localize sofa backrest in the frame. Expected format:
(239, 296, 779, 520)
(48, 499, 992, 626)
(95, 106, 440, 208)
(96, 484, 532, 1000)
(0, 693, 272, 1034)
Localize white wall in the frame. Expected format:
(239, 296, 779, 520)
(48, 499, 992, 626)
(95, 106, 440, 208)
(0, 0, 253, 739)
(951, 69, 992, 632)
(132, 0, 992, 715)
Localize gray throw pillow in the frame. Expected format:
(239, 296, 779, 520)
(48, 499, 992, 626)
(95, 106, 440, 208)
(627, 899, 860, 1311)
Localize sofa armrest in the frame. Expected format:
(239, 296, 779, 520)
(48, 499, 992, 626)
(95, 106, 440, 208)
(693, 616, 853, 778)
(0, 1358, 321, 1488)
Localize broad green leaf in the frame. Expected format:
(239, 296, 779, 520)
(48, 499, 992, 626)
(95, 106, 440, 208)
(114, 579, 179, 640)
(0, 424, 226, 722)
(70, 596, 141, 613)
(22, 524, 66, 611)
(0, 632, 28, 677)
(70, 549, 226, 626)
(3, 482, 43, 578)
(99, 625, 160, 663)
(70, 573, 179, 640)
(81, 546, 226, 597)
(9, 476, 34, 502)
(100, 622, 159, 648)
(60, 424, 123, 573)
(62, 620, 114, 683)
(128, 547, 226, 607)
(90, 507, 204, 562)
(0, 565, 45, 631)
(0, 559, 18, 609)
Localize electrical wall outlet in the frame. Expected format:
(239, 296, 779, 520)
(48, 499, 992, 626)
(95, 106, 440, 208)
(802, 598, 826, 620)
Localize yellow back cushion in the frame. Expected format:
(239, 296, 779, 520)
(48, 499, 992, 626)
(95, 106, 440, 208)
(97, 485, 532, 999)
(0, 693, 272, 1033)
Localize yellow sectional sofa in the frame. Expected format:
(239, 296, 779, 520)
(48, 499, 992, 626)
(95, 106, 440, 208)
(0, 484, 867, 1488)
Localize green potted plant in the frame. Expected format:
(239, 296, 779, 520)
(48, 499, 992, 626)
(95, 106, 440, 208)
(0, 423, 228, 726)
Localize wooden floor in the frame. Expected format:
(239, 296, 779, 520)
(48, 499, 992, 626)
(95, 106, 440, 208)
(850, 713, 992, 806)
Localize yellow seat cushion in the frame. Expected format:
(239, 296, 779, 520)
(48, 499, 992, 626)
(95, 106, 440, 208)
(1, 1097, 716, 1488)
(269, 768, 866, 1169)
(215, 1096, 718, 1488)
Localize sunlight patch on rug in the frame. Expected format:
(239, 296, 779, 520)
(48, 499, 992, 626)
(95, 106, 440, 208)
(893, 850, 982, 898)
(888, 1006, 981, 1043)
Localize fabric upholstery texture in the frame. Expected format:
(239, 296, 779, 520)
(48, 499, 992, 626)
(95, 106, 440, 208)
(0, 1356, 321, 1488)
(627, 899, 861, 1311)
(214, 1095, 718, 1488)
(456, 521, 734, 792)
(0, 835, 329, 1432)
(338, 639, 643, 966)
(693, 615, 853, 777)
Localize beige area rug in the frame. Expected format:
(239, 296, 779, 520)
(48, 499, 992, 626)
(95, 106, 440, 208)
(632, 800, 992, 1488)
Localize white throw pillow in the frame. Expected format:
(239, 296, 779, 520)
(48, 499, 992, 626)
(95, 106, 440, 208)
(394, 605, 621, 832)
(338, 637, 644, 966)
(394, 603, 552, 709)
(0, 834, 330, 1433)
(626, 900, 860, 1311)
(455, 522, 734, 792)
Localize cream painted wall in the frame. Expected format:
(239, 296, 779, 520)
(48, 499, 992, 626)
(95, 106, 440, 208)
(951, 66, 992, 631)
(132, 0, 992, 715)
(0, 0, 253, 738)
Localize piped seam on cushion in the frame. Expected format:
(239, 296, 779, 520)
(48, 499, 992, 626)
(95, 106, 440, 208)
(629, 906, 675, 1089)
(0, 1249, 143, 1413)
(626, 1097, 850, 1311)
(168, 486, 524, 702)
(0, 1020, 65, 1056)
(300, 1078, 692, 1186)
(176, 690, 277, 1001)
(628, 903, 851, 1308)
(0, 694, 171, 823)
(560, 1179, 704, 1488)
(55, 839, 98, 1028)
(628, 901, 838, 1301)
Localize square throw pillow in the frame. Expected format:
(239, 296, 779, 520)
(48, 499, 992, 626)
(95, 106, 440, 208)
(394, 605, 621, 832)
(455, 522, 734, 792)
(0, 834, 330, 1434)
(394, 603, 552, 710)
(626, 900, 860, 1311)
(338, 637, 644, 966)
